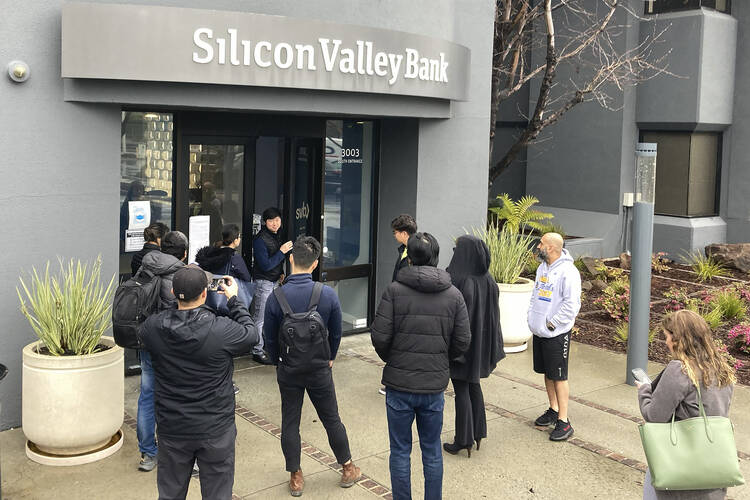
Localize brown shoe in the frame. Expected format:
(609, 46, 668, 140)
(289, 470, 304, 497)
(340, 461, 361, 488)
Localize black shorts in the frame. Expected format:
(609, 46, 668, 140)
(533, 332, 570, 381)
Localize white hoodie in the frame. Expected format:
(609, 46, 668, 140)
(527, 248, 582, 338)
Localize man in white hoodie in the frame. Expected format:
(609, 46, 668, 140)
(527, 233, 581, 441)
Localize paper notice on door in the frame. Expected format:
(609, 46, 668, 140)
(188, 215, 211, 264)
(128, 201, 151, 230)
(124, 230, 145, 252)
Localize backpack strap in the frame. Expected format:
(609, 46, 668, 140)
(307, 282, 324, 312)
(273, 287, 295, 316)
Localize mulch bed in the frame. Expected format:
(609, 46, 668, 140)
(576, 259, 750, 385)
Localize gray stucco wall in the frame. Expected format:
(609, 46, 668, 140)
(0, 0, 493, 430)
(1, 0, 121, 430)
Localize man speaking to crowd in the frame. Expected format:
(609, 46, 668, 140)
(139, 265, 259, 500)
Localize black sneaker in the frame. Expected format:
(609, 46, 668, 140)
(138, 453, 157, 472)
(534, 407, 558, 427)
(233, 383, 240, 395)
(549, 419, 574, 441)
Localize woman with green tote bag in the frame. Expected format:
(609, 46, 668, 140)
(636, 309, 738, 499)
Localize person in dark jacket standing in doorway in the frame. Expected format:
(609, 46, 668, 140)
(390, 214, 417, 282)
(443, 235, 505, 457)
(139, 266, 258, 500)
(130, 222, 168, 276)
(263, 236, 361, 497)
(251, 207, 293, 364)
(371, 232, 471, 500)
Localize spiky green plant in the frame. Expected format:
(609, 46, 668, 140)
(713, 289, 747, 321)
(614, 322, 629, 343)
(473, 222, 534, 284)
(681, 251, 729, 282)
(17, 257, 116, 356)
(686, 301, 724, 330)
(489, 194, 555, 235)
(524, 252, 541, 275)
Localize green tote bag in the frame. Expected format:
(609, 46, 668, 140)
(638, 385, 745, 491)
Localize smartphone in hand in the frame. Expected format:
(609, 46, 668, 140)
(631, 368, 652, 385)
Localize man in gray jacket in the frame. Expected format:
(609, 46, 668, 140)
(527, 232, 581, 441)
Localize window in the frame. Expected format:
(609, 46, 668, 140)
(119, 112, 174, 275)
(641, 131, 721, 217)
(644, 0, 730, 14)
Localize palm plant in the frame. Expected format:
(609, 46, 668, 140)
(489, 194, 555, 235)
(474, 221, 534, 284)
(17, 256, 116, 356)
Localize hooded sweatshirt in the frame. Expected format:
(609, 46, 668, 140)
(139, 297, 258, 439)
(370, 265, 471, 393)
(527, 248, 581, 338)
(195, 245, 252, 282)
(139, 251, 185, 312)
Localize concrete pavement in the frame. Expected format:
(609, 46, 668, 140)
(2, 334, 749, 499)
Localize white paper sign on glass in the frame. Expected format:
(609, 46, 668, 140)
(124, 229, 145, 253)
(128, 201, 151, 230)
(188, 215, 211, 264)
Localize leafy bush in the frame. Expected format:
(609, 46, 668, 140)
(534, 221, 566, 238)
(595, 279, 630, 321)
(613, 321, 658, 344)
(685, 301, 724, 330)
(488, 194, 555, 235)
(474, 222, 534, 284)
(651, 252, 670, 273)
(524, 252, 541, 275)
(594, 262, 625, 283)
(17, 257, 116, 356)
(715, 338, 744, 372)
(712, 289, 747, 321)
(574, 257, 589, 276)
(681, 251, 729, 282)
(728, 323, 750, 355)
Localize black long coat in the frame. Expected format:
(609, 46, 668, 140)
(447, 235, 505, 382)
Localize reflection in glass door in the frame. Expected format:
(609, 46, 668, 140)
(286, 138, 322, 243)
(186, 142, 246, 260)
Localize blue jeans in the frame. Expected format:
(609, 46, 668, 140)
(386, 388, 444, 500)
(251, 279, 276, 355)
(137, 350, 158, 457)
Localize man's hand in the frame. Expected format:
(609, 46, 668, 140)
(328, 360, 333, 368)
(219, 276, 239, 299)
(281, 241, 294, 254)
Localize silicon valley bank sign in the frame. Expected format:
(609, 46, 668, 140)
(62, 3, 471, 101)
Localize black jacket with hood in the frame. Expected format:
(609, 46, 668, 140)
(139, 251, 185, 312)
(371, 265, 471, 393)
(195, 245, 252, 281)
(139, 297, 258, 439)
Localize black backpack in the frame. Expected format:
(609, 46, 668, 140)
(112, 269, 162, 349)
(274, 283, 330, 373)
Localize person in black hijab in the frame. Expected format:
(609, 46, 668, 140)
(443, 235, 505, 457)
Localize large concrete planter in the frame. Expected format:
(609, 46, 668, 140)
(22, 336, 124, 459)
(498, 277, 535, 353)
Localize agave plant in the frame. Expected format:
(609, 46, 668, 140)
(473, 222, 535, 284)
(17, 256, 116, 356)
(489, 194, 555, 235)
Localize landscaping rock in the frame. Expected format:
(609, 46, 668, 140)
(591, 279, 608, 291)
(619, 252, 632, 270)
(581, 280, 593, 291)
(581, 256, 600, 277)
(705, 243, 750, 273)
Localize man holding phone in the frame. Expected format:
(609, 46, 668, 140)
(139, 265, 259, 499)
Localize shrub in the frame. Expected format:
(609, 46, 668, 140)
(712, 289, 747, 321)
(534, 221, 566, 238)
(574, 257, 588, 276)
(17, 257, 116, 356)
(488, 194, 555, 235)
(715, 338, 744, 372)
(594, 262, 625, 283)
(651, 252, 670, 273)
(728, 323, 750, 355)
(686, 301, 724, 330)
(474, 222, 534, 284)
(681, 251, 729, 282)
(524, 252, 541, 275)
(595, 279, 630, 321)
(613, 321, 658, 344)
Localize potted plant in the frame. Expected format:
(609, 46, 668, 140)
(475, 222, 536, 353)
(17, 256, 123, 465)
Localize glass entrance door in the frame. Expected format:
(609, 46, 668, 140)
(286, 138, 322, 244)
(178, 137, 254, 265)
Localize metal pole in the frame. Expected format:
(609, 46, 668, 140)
(626, 201, 654, 385)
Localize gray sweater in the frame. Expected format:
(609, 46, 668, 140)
(638, 360, 734, 500)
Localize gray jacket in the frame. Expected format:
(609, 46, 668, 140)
(139, 251, 185, 312)
(638, 360, 734, 500)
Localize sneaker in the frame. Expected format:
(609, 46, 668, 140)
(253, 352, 274, 365)
(549, 419, 574, 441)
(340, 461, 361, 488)
(138, 453, 157, 472)
(192, 461, 200, 477)
(233, 383, 240, 395)
(378, 386, 386, 396)
(534, 407, 558, 427)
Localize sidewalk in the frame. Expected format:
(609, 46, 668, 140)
(2, 335, 749, 499)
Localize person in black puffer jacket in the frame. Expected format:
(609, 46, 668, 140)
(370, 232, 470, 500)
(196, 223, 254, 312)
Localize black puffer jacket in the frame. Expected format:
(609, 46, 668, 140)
(371, 266, 471, 394)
